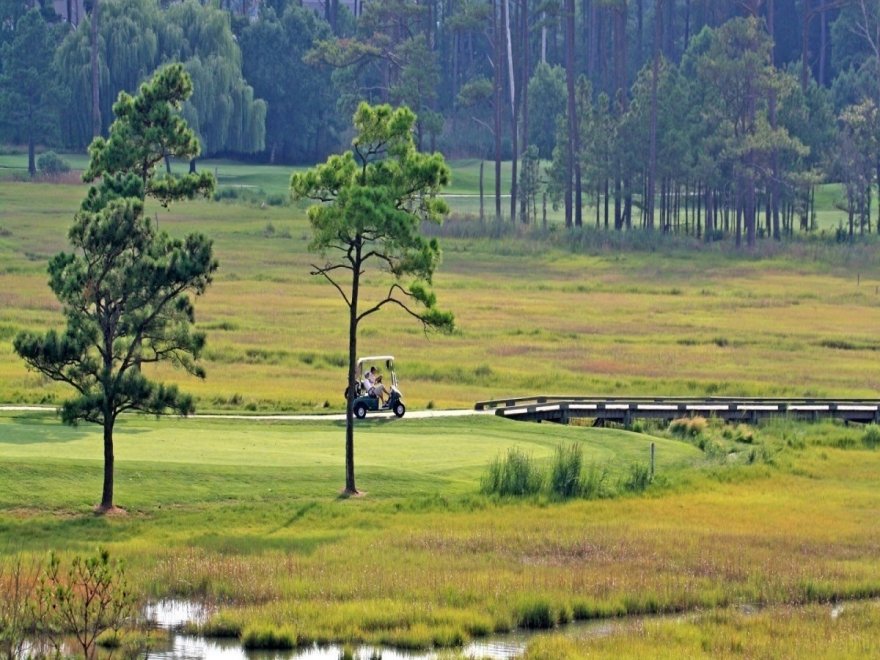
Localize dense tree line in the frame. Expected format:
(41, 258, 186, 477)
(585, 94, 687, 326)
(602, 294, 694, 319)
(1, 0, 879, 244)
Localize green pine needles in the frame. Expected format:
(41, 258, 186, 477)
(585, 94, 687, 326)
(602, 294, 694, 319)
(291, 102, 455, 495)
(13, 63, 218, 512)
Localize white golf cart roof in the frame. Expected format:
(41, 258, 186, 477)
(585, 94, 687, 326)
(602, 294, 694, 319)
(356, 356, 398, 389)
(357, 355, 395, 368)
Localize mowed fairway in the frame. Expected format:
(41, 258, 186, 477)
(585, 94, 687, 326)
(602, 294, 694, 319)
(0, 413, 702, 509)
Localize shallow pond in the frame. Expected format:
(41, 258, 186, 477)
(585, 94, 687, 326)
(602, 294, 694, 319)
(142, 599, 619, 660)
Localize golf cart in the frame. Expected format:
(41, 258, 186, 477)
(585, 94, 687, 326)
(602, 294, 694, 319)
(351, 355, 406, 419)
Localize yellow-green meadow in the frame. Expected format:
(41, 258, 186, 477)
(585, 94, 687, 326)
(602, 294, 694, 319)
(1, 163, 880, 656)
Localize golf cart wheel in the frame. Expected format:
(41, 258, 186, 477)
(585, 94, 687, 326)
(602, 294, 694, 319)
(354, 403, 368, 419)
(393, 402, 406, 418)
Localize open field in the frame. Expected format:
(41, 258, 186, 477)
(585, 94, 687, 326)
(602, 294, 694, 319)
(2, 171, 880, 412)
(0, 150, 856, 228)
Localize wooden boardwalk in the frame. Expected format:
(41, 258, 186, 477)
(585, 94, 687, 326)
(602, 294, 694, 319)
(474, 396, 880, 426)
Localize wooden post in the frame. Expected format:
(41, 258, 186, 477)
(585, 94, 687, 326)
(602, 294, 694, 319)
(650, 442, 655, 481)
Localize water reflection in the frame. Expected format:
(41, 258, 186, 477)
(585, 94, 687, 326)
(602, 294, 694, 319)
(144, 600, 211, 629)
(147, 635, 525, 660)
(142, 600, 576, 660)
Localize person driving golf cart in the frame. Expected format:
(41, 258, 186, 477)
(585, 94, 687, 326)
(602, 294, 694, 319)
(352, 355, 406, 419)
(369, 374, 390, 406)
(361, 366, 378, 396)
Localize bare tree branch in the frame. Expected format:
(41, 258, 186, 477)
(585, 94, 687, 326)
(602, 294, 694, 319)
(311, 263, 352, 307)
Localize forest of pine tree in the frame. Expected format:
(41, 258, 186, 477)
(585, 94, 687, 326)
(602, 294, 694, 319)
(1, 0, 879, 245)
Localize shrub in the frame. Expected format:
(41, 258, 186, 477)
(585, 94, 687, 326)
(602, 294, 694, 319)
(580, 463, 610, 499)
(37, 151, 70, 175)
(548, 444, 582, 499)
(241, 624, 298, 650)
(35, 548, 136, 660)
(621, 462, 652, 493)
(200, 612, 242, 637)
(480, 448, 543, 497)
(702, 439, 728, 461)
(669, 416, 707, 438)
(0, 556, 39, 660)
(516, 598, 555, 629)
(863, 424, 880, 449)
(522, 635, 581, 660)
(747, 446, 774, 465)
(732, 424, 755, 443)
(213, 186, 266, 204)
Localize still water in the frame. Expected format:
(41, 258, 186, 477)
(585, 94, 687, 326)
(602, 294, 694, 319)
(142, 600, 617, 660)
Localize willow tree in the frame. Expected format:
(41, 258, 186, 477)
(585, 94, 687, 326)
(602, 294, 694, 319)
(165, 0, 266, 160)
(14, 64, 217, 512)
(0, 8, 59, 176)
(55, 0, 265, 157)
(291, 103, 454, 496)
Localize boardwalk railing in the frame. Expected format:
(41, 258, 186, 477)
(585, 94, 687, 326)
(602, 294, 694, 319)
(474, 396, 880, 425)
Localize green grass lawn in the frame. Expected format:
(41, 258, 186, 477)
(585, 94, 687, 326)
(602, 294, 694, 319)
(0, 149, 857, 228)
(0, 411, 700, 515)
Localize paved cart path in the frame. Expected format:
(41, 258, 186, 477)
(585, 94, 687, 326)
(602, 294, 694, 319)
(0, 405, 493, 421)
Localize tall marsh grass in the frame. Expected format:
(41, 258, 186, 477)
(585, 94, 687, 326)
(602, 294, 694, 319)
(480, 448, 543, 496)
(482, 443, 622, 499)
(862, 424, 880, 449)
(548, 444, 583, 498)
(241, 624, 299, 649)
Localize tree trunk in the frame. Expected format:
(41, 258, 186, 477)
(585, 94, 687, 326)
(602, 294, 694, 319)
(664, 0, 675, 60)
(614, 176, 622, 230)
(520, 0, 529, 224)
(768, 0, 781, 240)
(90, 0, 101, 137)
(494, 1, 503, 221)
(876, 157, 880, 233)
(647, 0, 661, 230)
(849, 195, 855, 240)
(801, 0, 811, 92)
(503, 0, 517, 223)
(684, 0, 691, 51)
(819, 4, 827, 86)
(344, 241, 362, 495)
(696, 180, 702, 238)
(705, 185, 713, 241)
(100, 416, 115, 510)
(541, 10, 547, 63)
(542, 192, 547, 228)
(28, 135, 36, 177)
(603, 177, 609, 229)
(564, 0, 577, 227)
(636, 0, 643, 64)
(736, 195, 743, 248)
(479, 160, 485, 222)
(746, 177, 756, 247)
